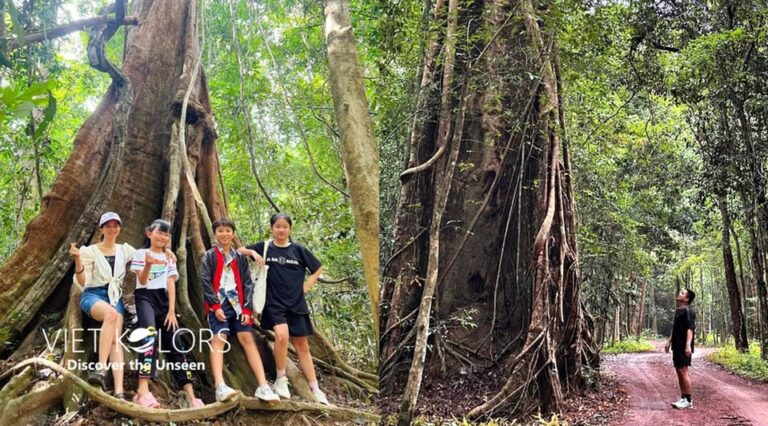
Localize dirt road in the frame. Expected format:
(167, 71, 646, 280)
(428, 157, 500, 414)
(603, 341, 768, 425)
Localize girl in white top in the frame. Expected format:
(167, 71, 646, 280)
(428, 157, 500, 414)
(129, 219, 203, 408)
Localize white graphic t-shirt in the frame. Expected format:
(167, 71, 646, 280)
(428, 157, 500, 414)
(130, 248, 179, 290)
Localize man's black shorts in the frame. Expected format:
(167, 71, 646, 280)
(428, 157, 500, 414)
(673, 350, 692, 368)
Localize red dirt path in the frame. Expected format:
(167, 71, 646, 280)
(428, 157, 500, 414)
(603, 341, 768, 425)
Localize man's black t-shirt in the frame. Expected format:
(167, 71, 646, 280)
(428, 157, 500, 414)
(672, 306, 696, 353)
(247, 241, 322, 315)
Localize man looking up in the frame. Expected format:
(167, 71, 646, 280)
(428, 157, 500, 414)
(665, 288, 696, 409)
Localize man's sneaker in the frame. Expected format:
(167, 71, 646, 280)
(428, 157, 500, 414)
(215, 383, 238, 402)
(273, 376, 291, 399)
(670, 397, 687, 408)
(255, 384, 280, 402)
(312, 388, 330, 405)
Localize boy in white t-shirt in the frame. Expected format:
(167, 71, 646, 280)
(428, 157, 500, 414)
(129, 219, 203, 409)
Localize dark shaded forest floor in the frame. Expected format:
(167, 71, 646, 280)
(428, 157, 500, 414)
(376, 368, 628, 424)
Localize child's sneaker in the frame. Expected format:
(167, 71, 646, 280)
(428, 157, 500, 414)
(87, 369, 106, 389)
(273, 376, 291, 399)
(190, 397, 205, 408)
(215, 383, 238, 402)
(133, 392, 161, 408)
(254, 384, 280, 402)
(672, 398, 693, 409)
(312, 388, 330, 405)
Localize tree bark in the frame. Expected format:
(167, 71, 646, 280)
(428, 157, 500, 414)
(381, 0, 595, 419)
(717, 192, 749, 352)
(636, 278, 647, 337)
(323, 0, 381, 338)
(731, 222, 750, 336)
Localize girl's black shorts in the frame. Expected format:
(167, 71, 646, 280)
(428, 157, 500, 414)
(261, 309, 314, 337)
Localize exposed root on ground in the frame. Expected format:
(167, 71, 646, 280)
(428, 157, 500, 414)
(1, 358, 379, 423)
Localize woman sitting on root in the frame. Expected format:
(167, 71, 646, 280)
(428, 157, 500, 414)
(69, 212, 173, 399)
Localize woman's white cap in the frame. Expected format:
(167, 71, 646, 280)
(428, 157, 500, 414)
(99, 212, 122, 227)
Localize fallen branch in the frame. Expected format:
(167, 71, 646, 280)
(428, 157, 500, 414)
(5, 358, 379, 423)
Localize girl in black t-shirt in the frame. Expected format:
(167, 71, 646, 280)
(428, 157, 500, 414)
(240, 213, 329, 405)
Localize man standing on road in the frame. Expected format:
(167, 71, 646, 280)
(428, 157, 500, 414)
(665, 288, 696, 409)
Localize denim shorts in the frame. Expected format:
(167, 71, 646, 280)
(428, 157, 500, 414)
(207, 299, 252, 336)
(80, 285, 125, 318)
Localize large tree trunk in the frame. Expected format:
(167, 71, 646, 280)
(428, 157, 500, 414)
(0, 0, 375, 420)
(731, 223, 750, 336)
(323, 0, 381, 337)
(717, 192, 749, 352)
(379, 0, 596, 420)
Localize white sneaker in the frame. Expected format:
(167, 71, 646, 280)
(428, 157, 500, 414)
(670, 397, 687, 407)
(255, 384, 280, 402)
(312, 388, 330, 405)
(273, 376, 291, 399)
(215, 383, 238, 402)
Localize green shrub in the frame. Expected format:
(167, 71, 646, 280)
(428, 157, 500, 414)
(708, 343, 768, 382)
(602, 338, 655, 354)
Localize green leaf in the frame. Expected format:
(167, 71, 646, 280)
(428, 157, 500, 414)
(11, 100, 34, 118)
(17, 82, 51, 105)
